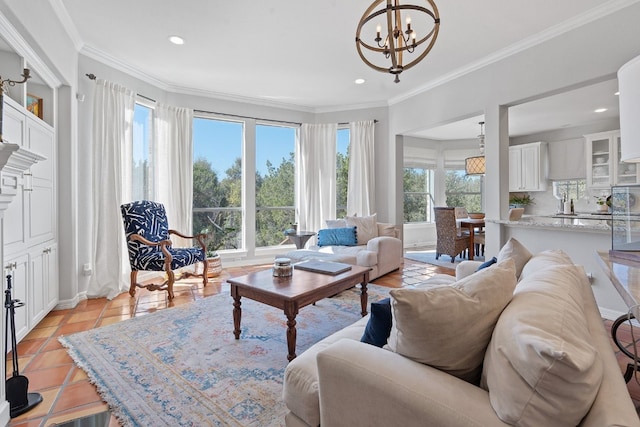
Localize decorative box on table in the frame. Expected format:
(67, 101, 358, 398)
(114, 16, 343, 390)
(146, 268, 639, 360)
(610, 184, 640, 263)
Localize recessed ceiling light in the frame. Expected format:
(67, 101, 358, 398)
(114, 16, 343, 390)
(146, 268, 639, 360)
(355, 78, 366, 85)
(169, 35, 185, 45)
(615, 91, 620, 96)
(594, 108, 608, 113)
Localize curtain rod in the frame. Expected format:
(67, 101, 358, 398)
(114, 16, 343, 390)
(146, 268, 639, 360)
(85, 73, 156, 103)
(86, 74, 378, 126)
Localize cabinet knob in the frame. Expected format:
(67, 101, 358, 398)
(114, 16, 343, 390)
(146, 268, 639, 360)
(22, 172, 32, 177)
(4, 262, 17, 270)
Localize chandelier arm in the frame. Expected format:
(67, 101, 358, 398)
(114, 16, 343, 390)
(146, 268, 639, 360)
(355, 44, 396, 74)
(398, 25, 439, 71)
(385, 0, 399, 71)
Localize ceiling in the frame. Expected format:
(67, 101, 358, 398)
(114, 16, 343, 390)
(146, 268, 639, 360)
(5, 1, 631, 137)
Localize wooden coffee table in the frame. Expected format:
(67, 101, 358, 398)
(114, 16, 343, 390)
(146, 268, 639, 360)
(228, 264, 371, 361)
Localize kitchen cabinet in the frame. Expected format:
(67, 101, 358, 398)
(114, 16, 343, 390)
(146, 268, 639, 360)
(509, 142, 548, 192)
(585, 130, 639, 188)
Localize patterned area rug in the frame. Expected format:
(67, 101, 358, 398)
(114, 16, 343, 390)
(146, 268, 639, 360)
(60, 283, 389, 427)
(404, 249, 484, 268)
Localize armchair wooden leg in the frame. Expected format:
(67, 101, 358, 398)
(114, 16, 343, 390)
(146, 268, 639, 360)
(129, 271, 138, 297)
(167, 270, 175, 300)
(202, 259, 208, 288)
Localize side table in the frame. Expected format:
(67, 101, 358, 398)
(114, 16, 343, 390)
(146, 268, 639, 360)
(286, 231, 316, 249)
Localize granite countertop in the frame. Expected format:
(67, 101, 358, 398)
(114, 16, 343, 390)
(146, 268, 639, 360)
(487, 214, 611, 233)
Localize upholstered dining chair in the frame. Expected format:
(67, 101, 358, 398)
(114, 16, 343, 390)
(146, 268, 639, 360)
(434, 207, 471, 263)
(120, 200, 208, 300)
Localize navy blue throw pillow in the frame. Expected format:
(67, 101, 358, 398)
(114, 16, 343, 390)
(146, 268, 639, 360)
(477, 256, 498, 271)
(361, 297, 392, 347)
(317, 226, 358, 247)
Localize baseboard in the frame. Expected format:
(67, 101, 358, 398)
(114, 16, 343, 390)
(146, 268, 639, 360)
(55, 292, 87, 310)
(599, 306, 640, 326)
(0, 400, 10, 426)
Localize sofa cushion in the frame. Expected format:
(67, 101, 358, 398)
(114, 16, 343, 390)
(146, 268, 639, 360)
(519, 249, 573, 280)
(497, 237, 532, 278)
(377, 222, 397, 237)
(346, 213, 378, 244)
(386, 258, 517, 384)
(360, 298, 392, 347)
(326, 218, 347, 228)
(317, 227, 357, 247)
(481, 264, 603, 427)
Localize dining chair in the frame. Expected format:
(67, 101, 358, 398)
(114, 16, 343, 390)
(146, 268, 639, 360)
(434, 207, 470, 262)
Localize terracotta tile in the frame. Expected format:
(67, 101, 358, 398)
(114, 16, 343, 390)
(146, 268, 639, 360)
(52, 381, 103, 413)
(8, 418, 44, 427)
(55, 320, 98, 337)
(36, 314, 66, 329)
(42, 337, 64, 352)
(25, 365, 73, 391)
(98, 315, 131, 327)
(16, 338, 47, 356)
(24, 326, 57, 340)
(67, 309, 103, 324)
(70, 366, 89, 383)
(24, 349, 73, 371)
(44, 402, 110, 427)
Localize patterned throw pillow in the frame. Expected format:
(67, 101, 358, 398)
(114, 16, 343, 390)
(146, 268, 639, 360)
(317, 227, 358, 247)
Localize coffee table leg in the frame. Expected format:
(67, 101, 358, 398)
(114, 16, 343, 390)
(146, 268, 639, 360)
(284, 303, 299, 361)
(232, 286, 242, 339)
(360, 272, 370, 316)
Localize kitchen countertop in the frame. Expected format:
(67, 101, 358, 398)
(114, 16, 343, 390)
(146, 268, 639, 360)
(488, 213, 611, 233)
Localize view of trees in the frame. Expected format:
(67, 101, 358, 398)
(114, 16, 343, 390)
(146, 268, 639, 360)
(444, 170, 482, 213)
(403, 168, 431, 222)
(255, 154, 295, 247)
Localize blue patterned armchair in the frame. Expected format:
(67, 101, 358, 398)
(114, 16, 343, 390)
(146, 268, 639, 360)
(120, 200, 208, 300)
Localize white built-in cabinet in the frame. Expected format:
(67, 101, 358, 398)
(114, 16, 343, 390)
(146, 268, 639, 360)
(509, 142, 548, 192)
(585, 130, 639, 188)
(2, 96, 57, 342)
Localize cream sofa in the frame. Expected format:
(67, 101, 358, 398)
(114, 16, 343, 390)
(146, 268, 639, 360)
(283, 239, 640, 427)
(284, 222, 402, 280)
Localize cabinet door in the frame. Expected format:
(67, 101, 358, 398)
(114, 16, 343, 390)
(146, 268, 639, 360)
(586, 133, 612, 188)
(613, 132, 640, 185)
(4, 254, 29, 343)
(45, 244, 58, 310)
(521, 145, 541, 191)
(26, 119, 55, 245)
(29, 248, 47, 328)
(508, 147, 522, 191)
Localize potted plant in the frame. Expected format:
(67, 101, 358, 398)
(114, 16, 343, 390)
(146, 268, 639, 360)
(594, 195, 611, 212)
(200, 225, 237, 277)
(509, 193, 534, 209)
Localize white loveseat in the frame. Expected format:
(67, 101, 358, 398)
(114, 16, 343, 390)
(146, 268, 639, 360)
(282, 239, 640, 427)
(284, 221, 402, 280)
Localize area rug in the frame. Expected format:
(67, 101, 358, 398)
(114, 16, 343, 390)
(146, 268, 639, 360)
(404, 249, 484, 268)
(59, 283, 389, 427)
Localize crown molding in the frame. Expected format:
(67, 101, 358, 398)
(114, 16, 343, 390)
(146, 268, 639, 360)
(389, 0, 640, 106)
(48, 0, 84, 51)
(0, 11, 61, 88)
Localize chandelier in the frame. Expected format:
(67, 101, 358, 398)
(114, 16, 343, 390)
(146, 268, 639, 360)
(355, 0, 440, 83)
(465, 121, 486, 175)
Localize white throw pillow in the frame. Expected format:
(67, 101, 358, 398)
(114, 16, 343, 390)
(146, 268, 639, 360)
(481, 264, 603, 427)
(497, 237, 532, 278)
(325, 219, 347, 229)
(345, 213, 378, 245)
(386, 258, 517, 384)
(376, 222, 397, 238)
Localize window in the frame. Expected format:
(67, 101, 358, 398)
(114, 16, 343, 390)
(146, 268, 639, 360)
(336, 128, 350, 218)
(255, 124, 296, 247)
(192, 117, 243, 252)
(132, 103, 154, 200)
(404, 167, 435, 222)
(552, 180, 586, 204)
(445, 169, 483, 213)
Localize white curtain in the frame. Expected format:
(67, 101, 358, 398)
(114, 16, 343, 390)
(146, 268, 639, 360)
(155, 103, 194, 245)
(296, 123, 337, 234)
(347, 120, 375, 216)
(87, 79, 135, 299)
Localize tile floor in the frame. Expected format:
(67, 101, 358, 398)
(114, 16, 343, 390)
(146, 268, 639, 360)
(6, 259, 640, 426)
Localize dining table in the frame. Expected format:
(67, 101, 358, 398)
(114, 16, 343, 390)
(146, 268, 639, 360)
(458, 218, 485, 260)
